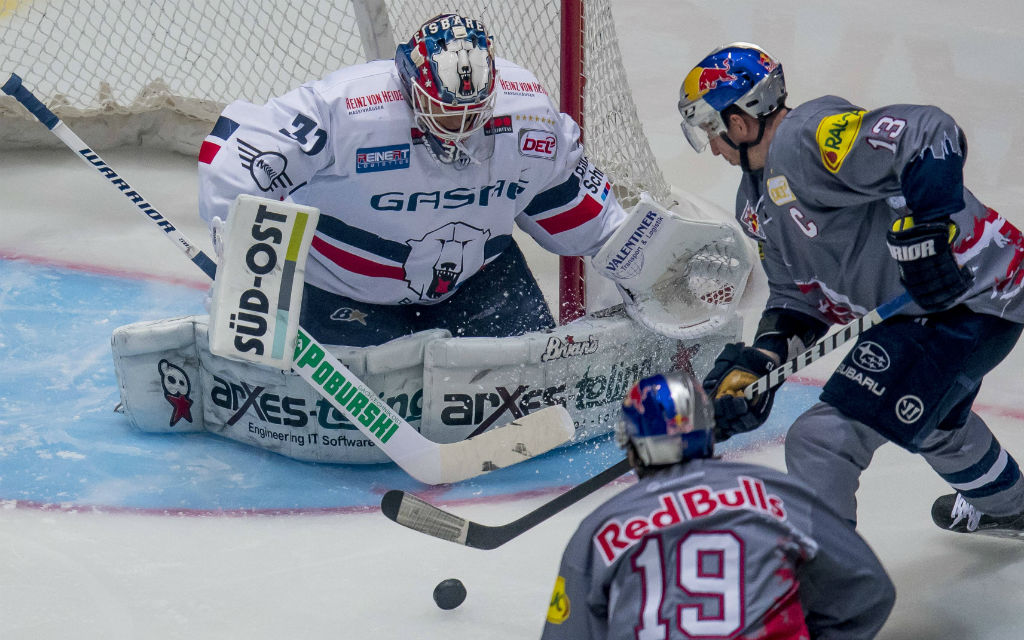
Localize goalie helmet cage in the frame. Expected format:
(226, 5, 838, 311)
(0, 0, 671, 323)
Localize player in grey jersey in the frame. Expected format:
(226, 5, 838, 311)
(540, 372, 893, 640)
(678, 42, 1024, 537)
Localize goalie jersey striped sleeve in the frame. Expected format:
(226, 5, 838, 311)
(541, 458, 893, 640)
(197, 58, 626, 306)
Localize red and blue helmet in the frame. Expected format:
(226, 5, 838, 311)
(396, 14, 497, 154)
(616, 372, 715, 467)
(677, 42, 786, 152)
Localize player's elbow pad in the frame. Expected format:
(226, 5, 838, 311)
(752, 309, 828, 361)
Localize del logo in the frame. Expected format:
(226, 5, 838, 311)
(816, 110, 865, 173)
(519, 129, 557, 159)
(356, 144, 411, 173)
(159, 359, 193, 426)
(593, 477, 786, 565)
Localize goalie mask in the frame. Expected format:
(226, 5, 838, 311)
(616, 372, 715, 470)
(677, 42, 786, 153)
(396, 14, 498, 166)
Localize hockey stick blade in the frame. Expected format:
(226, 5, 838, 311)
(743, 292, 912, 400)
(3, 72, 575, 485)
(381, 457, 633, 550)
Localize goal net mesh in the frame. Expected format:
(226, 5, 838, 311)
(0, 0, 669, 206)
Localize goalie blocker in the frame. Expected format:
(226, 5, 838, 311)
(207, 195, 319, 370)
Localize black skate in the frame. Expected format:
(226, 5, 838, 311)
(931, 493, 1024, 540)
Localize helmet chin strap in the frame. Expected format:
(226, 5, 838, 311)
(721, 117, 768, 199)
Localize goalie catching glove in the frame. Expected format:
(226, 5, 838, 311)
(702, 343, 778, 442)
(886, 216, 973, 312)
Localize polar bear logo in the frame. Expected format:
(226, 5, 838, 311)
(159, 359, 194, 426)
(405, 222, 490, 300)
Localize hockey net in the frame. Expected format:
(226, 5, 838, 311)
(0, 0, 671, 319)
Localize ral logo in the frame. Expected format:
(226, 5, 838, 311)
(519, 129, 557, 159)
(356, 144, 411, 173)
(896, 395, 925, 424)
(546, 576, 570, 625)
(816, 110, 865, 173)
(159, 359, 194, 427)
(238, 139, 293, 191)
(852, 341, 890, 372)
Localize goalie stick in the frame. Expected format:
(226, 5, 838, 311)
(2, 72, 575, 486)
(380, 293, 912, 546)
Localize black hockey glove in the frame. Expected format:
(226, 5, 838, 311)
(886, 217, 973, 312)
(701, 343, 779, 442)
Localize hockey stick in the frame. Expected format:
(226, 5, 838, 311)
(381, 457, 632, 549)
(742, 292, 912, 400)
(2, 72, 575, 486)
(379, 293, 914, 546)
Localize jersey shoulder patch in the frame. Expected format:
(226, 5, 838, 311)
(815, 109, 865, 173)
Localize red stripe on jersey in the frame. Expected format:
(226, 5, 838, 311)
(312, 236, 405, 280)
(536, 193, 602, 234)
(198, 140, 221, 165)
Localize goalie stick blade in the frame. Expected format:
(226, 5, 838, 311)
(435, 405, 576, 484)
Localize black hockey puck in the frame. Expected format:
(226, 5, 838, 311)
(432, 578, 467, 610)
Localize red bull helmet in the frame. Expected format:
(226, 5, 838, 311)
(616, 372, 715, 468)
(677, 42, 786, 152)
(396, 14, 497, 164)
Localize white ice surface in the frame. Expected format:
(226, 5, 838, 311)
(3, 2, 1024, 638)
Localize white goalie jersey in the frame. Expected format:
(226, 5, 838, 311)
(197, 58, 627, 306)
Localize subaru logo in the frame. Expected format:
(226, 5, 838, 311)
(852, 341, 890, 372)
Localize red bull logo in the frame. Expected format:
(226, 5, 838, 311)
(625, 384, 647, 414)
(683, 59, 737, 101)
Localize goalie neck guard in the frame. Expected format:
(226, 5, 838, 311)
(396, 14, 498, 166)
